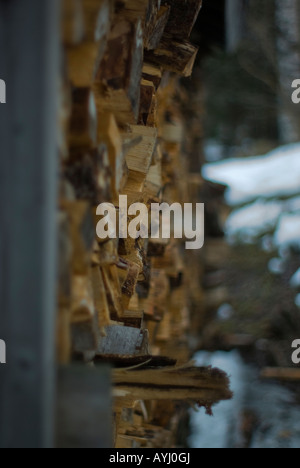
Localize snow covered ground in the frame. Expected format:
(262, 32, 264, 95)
(203, 143, 300, 207)
(203, 143, 300, 249)
(202, 142, 300, 305)
(189, 351, 300, 448)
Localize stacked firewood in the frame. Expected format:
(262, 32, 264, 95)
(57, 0, 232, 448)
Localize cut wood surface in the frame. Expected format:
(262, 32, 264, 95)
(142, 62, 162, 89)
(95, 19, 144, 125)
(98, 325, 149, 355)
(145, 34, 199, 77)
(62, 0, 85, 46)
(125, 125, 158, 174)
(163, 0, 203, 38)
(145, 5, 170, 50)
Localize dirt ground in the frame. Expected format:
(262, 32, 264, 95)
(200, 243, 300, 369)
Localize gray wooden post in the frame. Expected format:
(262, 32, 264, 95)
(0, 0, 60, 448)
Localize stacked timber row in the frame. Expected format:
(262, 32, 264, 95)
(58, 0, 232, 448)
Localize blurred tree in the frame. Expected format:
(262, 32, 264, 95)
(203, 0, 300, 151)
(202, 48, 278, 152)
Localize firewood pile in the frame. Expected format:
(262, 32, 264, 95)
(57, 0, 232, 448)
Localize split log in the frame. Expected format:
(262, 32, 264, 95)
(143, 160, 162, 199)
(113, 365, 233, 412)
(117, 0, 156, 25)
(62, 200, 95, 275)
(146, 93, 158, 127)
(97, 239, 119, 267)
(162, 120, 184, 144)
(66, 42, 106, 88)
(94, 19, 143, 126)
(68, 87, 98, 149)
(142, 62, 162, 90)
(122, 310, 144, 329)
(82, 0, 112, 43)
(139, 268, 169, 321)
(65, 145, 112, 205)
(162, 0, 202, 38)
(94, 354, 176, 368)
(62, 0, 85, 46)
(145, 34, 198, 77)
(91, 266, 111, 328)
(97, 113, 127, 199)
(97, 239, 119, 266)
(122, 174, 146, 204)
(124, 125, 158, 181)
(98, 325, 149, 355)
(101, 265, 124, 320)
(118, 258, 141, 310)
(65, 0, 112, 87)
(139, 79, 156, 125)
(145, 5, 170, 50)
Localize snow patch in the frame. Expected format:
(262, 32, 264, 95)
(295, 294, 300, 308)
(226, 200, 283, 241)
(268, 258, 285, 275)
(203, 143, 300, 206)
(290, 269, 300, 288)
(274, 214, 300, 249)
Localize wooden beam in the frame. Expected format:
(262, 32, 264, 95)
(113, 365, 233, 411)
(261, 367, 300, 382)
